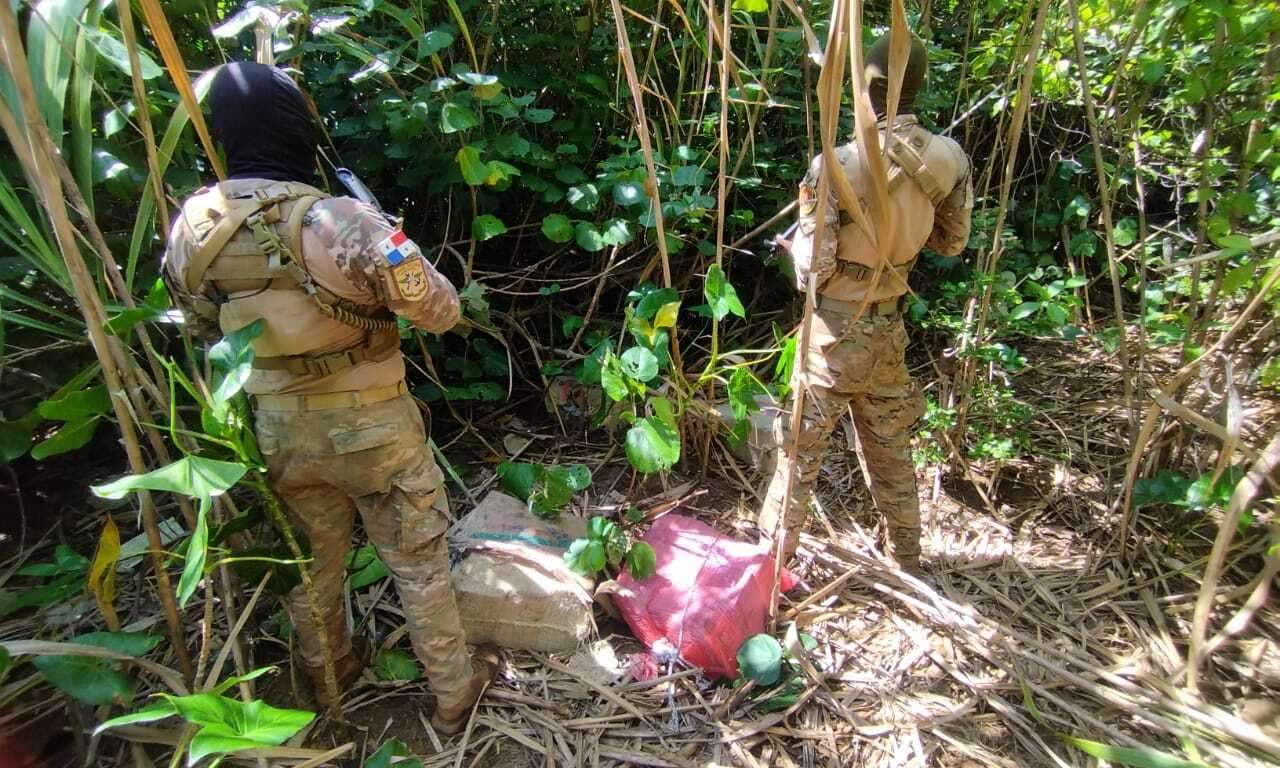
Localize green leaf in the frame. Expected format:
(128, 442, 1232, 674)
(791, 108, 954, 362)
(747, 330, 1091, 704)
(1222, 263, 1256, 294)
(566, 183, 600, 212)
(347, 544, 391, 590)
(456, 145, 490, 186)
(93, 456, 247, 501)
(34, 655, 134, 706)
(81, 27, 161, 79)
(613, 182, 644, 207)
(373, 649, 421, 682)
(737, 633, 783, 685)
(38, 386, 111, 421)
(732, 0, 769, 11)
(31, 416, 100, 460)
(1185, 467, 1244, 511)
(672, 166, 704, 187)
(625, 416, 680, 474)
(441, 101, 480, 134)
(575, 222, 606, 252)
(704, 265, 745, 320)
(524, 107, 554, 123)
(177, 501, 209, 608)
(1133, 471, 1192, 508)
(168, 695, 314, 764)
(601, 219, 633, 247)
(541, 213, 574, 243)
(74, 631, 162, 657)
(1045, 303, 1069, 326)
(1009, 302, 1040, 320)
(472, 214, 507, 241)
(497, 462, 540, 501)
(1113, 218, 1138, 247)
(563, 464, 592, 492)
(0, 422, 33, 463)
(620, 347, 659, 382)
(1062, 736, 1206, 768)
(624, 542, 657, 579)
(365, 739, 423, 768)
(418, 29, 455, 57)
(0, 646, 9, 684)
(494, 133, 531, 157)
(728, 368, 765, 422)
(95, 701, 178, 734)
(600, 353, 629, 402)
(209, 318, 264, 412)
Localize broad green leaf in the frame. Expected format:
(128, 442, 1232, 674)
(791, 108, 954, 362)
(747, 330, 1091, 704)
(31, 416, 100, 460)
(494, 133, 531, 157)
(472, 214, 507, 241)
(497, 462, 540, 501)
(209, 319, 264, 411)
(733, 0, 769, 11)
(541, 213, 574, 243)
(613, 182, 644, 207)
(601, 219, 633, 246)
(75, 631, 161, 657)
(1062, 736, 1206, 768)
(1222, 263, 1256, 294)
(417, 29, 454, 57)
(373, 649, 420, 682)
(0, 421, 33, 463)
(672, 166, 704, 187)
(737, 633, 783, 685)
(1009, 302, 1040, 320)
(704, 265, 745, 320)
(600, 355, 629, 402)
(1132, 470, 1192, 508)
(524, 107, 554, 123)
(624, 542, 657, 579)
(95, 701, 178, 734)
(365, 739, 424, 768)
(347, 544, 391, 590)
(169, 695, 314, 764)
(38, 386, 110, 421)
(1113, 218, 1138, 247)
(728, 368, 765, 422)
(33, 655, 134, 706)
(0, 646, 8, 684)
(456, 145, 489, 186)
(625, 416, 680, 474)
(621, 347, 659, 382)
(441, 101, 480, 134)
(575, 222, 606, 252)
(563, 464, 592, 492)
(1045, 303, 1069, 326)
(177, 501, 209, 608)
(81, 27, 161, 79)
(566, 183, 600, 212)
(93, 456, 247, 500)
(1185, 467, 1244, 511)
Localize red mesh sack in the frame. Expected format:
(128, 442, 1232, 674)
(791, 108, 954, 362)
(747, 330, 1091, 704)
(613, 514, 794, 680)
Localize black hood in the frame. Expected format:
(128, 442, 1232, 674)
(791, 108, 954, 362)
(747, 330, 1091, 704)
(209, 62, 319, 185)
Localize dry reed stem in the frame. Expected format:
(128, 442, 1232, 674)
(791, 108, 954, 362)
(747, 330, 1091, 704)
(0, 4, 195, 681)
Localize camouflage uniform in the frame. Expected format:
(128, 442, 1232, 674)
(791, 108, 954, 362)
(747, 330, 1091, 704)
(165, 179, 475, 709)
(760, 113, 973, 568)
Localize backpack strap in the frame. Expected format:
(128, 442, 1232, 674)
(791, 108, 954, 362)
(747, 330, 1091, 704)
(886, 125, 948, 204)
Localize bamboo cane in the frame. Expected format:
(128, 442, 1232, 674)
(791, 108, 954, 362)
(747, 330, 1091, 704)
(0, 3, 194, 681)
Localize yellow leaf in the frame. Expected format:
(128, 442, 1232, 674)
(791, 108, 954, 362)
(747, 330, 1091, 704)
(653, 301, 681, 331)
(89, 516, 121, 630)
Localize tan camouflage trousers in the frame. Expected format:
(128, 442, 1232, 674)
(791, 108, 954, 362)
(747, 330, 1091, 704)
(254, 394, 473, 708)
(760, 308, 925, 563)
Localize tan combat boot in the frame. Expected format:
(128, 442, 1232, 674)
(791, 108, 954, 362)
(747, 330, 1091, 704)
(304, 636, 370, 708)
(431, 645, 501, 735)
(885, 526, 924, 578)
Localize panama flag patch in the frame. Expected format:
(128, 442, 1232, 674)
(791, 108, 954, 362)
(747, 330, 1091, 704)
(376, 229, 421, 266)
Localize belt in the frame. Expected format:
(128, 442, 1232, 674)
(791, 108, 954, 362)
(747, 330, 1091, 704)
(252, 381, 408, 412)
(254, 335, 400, 377)
(816, 295, 904, 317)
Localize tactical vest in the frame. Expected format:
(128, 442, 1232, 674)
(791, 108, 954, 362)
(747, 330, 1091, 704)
(179, 180, 400, 377)
(831, 121, 949, 286)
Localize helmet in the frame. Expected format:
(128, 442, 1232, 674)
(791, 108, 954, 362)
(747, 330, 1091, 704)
(865, 33, 928, 118)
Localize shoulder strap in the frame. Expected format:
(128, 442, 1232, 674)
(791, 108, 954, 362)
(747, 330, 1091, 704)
(886, 125, 948, 205)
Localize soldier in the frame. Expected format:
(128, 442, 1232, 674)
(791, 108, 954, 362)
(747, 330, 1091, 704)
(760, 34, 973, 573)
(163, 62, 497, 730)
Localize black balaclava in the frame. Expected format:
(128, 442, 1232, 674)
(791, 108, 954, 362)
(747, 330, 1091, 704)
(865, 33, 928, 119)
(209, 62, 319, 185)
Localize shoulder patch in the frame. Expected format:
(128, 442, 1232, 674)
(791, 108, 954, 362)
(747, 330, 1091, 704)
(375, 229, 422, 266)
(392, 259, 429, 301)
